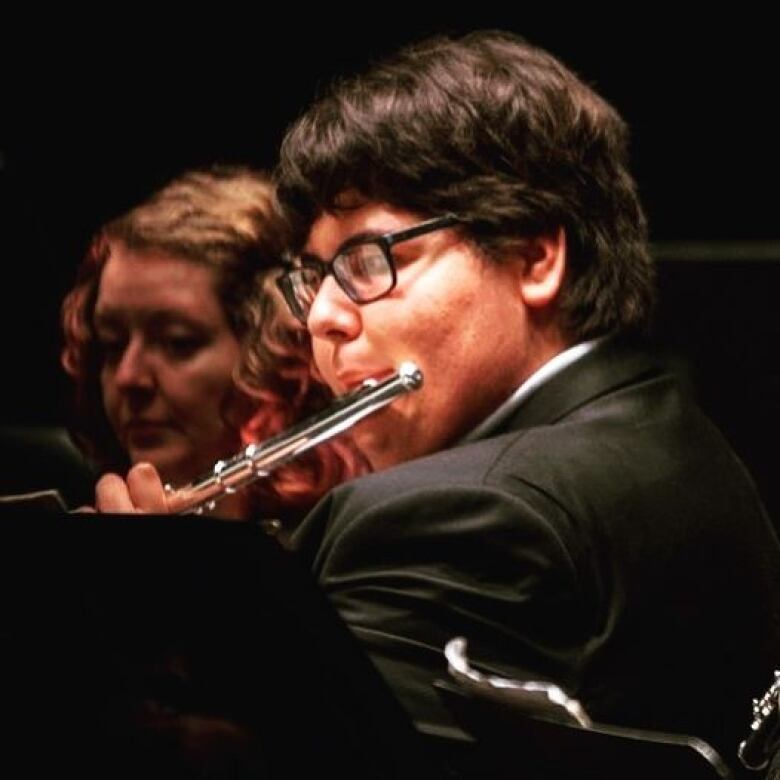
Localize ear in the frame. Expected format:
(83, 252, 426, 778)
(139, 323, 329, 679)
(516, 227, 566, 309)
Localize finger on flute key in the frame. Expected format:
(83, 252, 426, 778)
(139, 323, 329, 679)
(126, 462, 169, 513)
(95, 472, 138, 513)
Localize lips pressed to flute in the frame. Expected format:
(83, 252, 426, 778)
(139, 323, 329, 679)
(163, 362, 423, 515)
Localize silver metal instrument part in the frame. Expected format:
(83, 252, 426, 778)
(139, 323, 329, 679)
(163, 361, 423, 515)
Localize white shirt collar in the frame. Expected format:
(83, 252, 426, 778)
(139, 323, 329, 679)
(461, 337, 607, 443)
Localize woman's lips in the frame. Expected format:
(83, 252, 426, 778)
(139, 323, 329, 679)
(123, 420, 172, 445)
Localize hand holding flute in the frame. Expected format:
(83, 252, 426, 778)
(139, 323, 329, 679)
(94, 363, 423, 516)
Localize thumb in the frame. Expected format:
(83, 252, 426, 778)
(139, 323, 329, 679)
(126, 462, 169, 513)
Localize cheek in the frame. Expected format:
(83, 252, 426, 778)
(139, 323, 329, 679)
(172, 352, 244, 432)
(311, 341, 337, 389)
(177, 370, 232, 418)
(405, 282, 482, 363)
(100, 369, 119, 421)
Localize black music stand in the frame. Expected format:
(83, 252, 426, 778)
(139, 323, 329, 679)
(0, 509, 434, 780)
(0, 425, 95, 507)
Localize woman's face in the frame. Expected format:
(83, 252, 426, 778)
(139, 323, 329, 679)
(93, 244, 248, 486)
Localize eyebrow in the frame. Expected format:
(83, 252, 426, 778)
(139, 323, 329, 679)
(93, 307, 207, 330)
(92, 308, 121, 329)
(302, 229, 389, 265)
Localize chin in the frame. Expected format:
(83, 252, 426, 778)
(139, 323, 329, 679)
(353, 409, 419, 471)
(354, 431, 402, 472)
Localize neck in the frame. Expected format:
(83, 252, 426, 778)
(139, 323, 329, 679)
(521, 316, 570, 380)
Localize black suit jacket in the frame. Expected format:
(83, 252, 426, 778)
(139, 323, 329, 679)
(293, 340, 780, 757)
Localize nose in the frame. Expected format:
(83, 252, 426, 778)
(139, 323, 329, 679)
(113, 336, 155, 392)
(306, 275, 362, 343)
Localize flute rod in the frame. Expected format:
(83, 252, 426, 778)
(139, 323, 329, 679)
(164, 361, 423, 515)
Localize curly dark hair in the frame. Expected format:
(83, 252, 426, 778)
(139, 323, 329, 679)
(278, 30, 655, 340)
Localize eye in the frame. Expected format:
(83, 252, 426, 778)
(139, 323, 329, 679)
(340, 245, 387, 279)
(95, 333, 127, 365)
(160, 332, 207, 360)
(294, 267, 325, 304)
(336, 243, 393, 300)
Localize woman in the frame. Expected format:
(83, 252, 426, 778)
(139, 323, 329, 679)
(62, 166, 362, 523)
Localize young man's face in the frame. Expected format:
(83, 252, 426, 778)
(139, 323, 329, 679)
(303, 199, 535, 470)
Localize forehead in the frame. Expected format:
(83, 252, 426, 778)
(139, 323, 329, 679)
(94, 244, 223, 322)
(304, 200, 424, 259)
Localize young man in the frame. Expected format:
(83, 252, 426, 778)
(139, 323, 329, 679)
(272, 31, 780, 757)
(101, 31, 780, 761)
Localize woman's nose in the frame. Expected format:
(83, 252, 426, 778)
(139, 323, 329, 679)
(113, 337, 155, 391)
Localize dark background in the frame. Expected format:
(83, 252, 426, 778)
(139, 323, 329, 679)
(3, 18, 779, 518)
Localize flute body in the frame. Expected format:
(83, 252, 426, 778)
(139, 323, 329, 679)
(739, 670, 780, 770)
(164, 361, 423, 515)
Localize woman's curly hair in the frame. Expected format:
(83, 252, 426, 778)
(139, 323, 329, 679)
(62, 165, 364, 520)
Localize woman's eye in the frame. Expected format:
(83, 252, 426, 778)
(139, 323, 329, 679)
(96, 336, 126, 364)
(161, 334, 206, 359)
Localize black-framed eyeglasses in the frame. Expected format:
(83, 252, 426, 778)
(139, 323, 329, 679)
(276, 214, 461, 324)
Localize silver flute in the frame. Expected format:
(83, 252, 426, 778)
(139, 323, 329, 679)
(164, 361, 423, 515)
